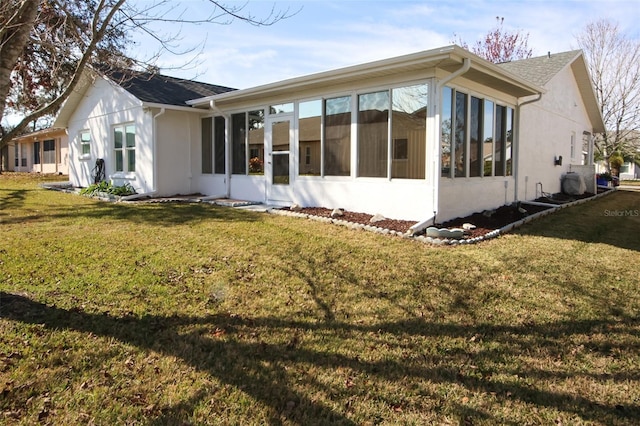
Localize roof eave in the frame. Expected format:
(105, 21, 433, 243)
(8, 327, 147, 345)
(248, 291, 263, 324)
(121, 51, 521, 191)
(140, 101, 205, 113)
(189, 45, 543, 108)
(570, 55, 605, 133)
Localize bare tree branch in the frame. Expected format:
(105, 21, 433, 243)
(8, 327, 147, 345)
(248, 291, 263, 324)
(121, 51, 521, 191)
(575, 19, 640, 170)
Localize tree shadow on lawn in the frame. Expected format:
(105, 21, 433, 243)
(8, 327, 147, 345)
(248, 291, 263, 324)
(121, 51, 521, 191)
(513, 190, 640, 252)
(0, 188, 29, 211)
(1, 292, 638, 425)
(0, 198, 264, 227)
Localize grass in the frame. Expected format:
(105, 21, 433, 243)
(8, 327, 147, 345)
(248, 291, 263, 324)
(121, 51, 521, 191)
(1, 172, 639, 425)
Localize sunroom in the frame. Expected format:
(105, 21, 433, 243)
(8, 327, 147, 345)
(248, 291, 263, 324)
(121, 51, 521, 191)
(189, 45, 542, 222)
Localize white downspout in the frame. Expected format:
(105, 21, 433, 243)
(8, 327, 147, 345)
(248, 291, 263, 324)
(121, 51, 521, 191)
(409, 58, 471, 235)
(513, 93, 542, 203)
(209, 100, 231, 198)
(120, 107, 164, 201)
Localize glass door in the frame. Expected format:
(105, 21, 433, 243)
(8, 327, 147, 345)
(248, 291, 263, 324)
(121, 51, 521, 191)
(266, 116, 293, 202)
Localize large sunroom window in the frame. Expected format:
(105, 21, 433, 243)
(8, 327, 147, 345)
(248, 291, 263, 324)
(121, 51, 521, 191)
(232, 111, 264, 175)
(201, 117, 213, 174)
(214, 116, 225, 174)
(358, 91, 389, 177)
(454, 91, 467, 177)
(324, 96, 351, 176)
(391, 84, 427, 179)
(203, 116, 226, 175)
(441, 87, 513, 178)
(299, 100, 321, 176)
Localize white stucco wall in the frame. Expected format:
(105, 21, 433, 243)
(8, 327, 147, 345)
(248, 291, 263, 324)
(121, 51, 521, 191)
(438, 177, 515, 221)
(67, 77, 152, 191)
(66, 77, 206, 196)
(517, 67, 596, 201)
(154, 110, 199, 196)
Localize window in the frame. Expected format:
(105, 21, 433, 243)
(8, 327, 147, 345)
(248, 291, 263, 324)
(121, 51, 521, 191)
(231, 111, 264, 175)
(324, 96, 351, 176)
(305, 146, 311, 165)
(269, 103, 294, 115)
(442, 88, 513, 178)
(581, 132, 591, 165)
(441, 87, 453, 177)
(202, 117, 213, 174)
(299, 99, 321, 176)
(483, 100, 494, 176)
(570, 131, 576, 160)
(505, 107, 514, 176)
(231, 113, 246, 174)
(391, 84, 427, 179)
(80, 131, 91, 156)
(620, 162, 630, 174)
(469, 97, 483, 177)
(454, 92, 468, 177)
(19, 144, 26, 167)
(248, 110, 264, 174)
(358, 91, 389, 177)
(43, 139, 56, 164)
(33, 141, 40, 165)
(214, 116, 225, 174)
(14, 144, 18, 167)
(114, 124, 135, 172)
(493, 106, 514, 176)
(494, 106, 505, 176)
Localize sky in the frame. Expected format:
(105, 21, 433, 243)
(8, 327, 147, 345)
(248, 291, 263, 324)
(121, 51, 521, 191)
(137, 0, 640, 90)
(3, 0, 639, 128)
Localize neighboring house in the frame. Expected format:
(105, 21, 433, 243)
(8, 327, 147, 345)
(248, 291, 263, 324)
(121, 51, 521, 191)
(3, 127, 69, 174)
(619, 160, 640, 180)
(53, 69, 235, 194)
(55, 45, 604, 223)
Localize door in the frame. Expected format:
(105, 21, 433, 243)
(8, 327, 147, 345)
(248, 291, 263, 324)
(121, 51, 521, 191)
(266, 116, 294, 202)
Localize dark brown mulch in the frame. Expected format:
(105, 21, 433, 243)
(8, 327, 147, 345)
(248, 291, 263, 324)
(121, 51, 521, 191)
(440, 203, 555, 239)
(292, 207, 417, 233)
(289, 200, 559, 239)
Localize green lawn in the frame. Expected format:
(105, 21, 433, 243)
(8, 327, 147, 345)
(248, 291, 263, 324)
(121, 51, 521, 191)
(1, 173, 639, 425)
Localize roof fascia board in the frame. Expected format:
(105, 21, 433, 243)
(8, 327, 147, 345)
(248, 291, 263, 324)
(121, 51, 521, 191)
(141, 102, 204, 113)
(570, 54, 605, 132)
(190, 45, 543, 108)
(188, 46, 461, 107)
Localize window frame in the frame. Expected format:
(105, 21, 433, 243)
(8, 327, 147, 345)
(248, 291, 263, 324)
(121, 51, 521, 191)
(43, 139, 56, 165)
(113, 123, 136, 174)
(441, 85, 515, 179)
(79, 130, 91, 159)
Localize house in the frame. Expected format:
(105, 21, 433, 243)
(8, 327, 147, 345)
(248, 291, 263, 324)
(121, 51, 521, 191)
(55, 45, 604, 223)
(2, 127, 69, 174)
(53, 69, 235, 193)
(497, 50, 605, 200)
(620, 159, 640, 180)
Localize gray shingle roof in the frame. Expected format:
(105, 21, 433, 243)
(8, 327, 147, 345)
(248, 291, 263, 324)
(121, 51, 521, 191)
(106, 70, 236, 106)
(496, 50, 582, 86)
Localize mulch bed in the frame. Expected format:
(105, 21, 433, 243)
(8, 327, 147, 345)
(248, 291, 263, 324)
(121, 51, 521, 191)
(295, 207, 417, 234)
(440, 203, 554, 238)
(291, 200, 562, 239)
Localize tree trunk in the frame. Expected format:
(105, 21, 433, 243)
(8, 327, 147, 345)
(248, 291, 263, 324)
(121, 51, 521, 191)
(0, 0, 41, 135)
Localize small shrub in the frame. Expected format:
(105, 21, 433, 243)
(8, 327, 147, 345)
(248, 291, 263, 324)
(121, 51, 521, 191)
(80, 181, 136, 197)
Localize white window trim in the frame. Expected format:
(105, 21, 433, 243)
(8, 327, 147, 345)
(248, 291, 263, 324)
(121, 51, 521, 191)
(113, 123, 136, 174)
(78, 130, 91, 161)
